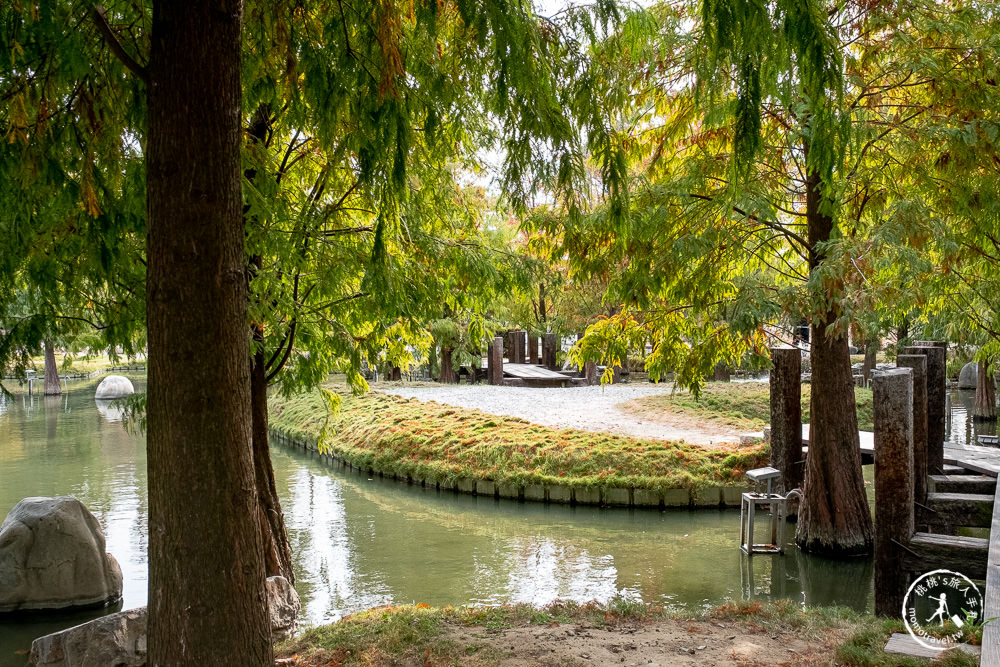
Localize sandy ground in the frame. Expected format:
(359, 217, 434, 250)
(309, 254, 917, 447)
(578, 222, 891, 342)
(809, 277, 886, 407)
(380, 383, 746, 446)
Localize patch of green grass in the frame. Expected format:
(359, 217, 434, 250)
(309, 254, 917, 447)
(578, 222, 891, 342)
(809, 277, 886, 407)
(834, 615, 979, 667)
(623, 383, 874, 432)
(268, 388, 768, 492)
(280, 605, 451, 665)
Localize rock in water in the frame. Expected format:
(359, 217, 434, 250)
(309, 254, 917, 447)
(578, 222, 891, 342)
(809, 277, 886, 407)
(0, 496, 123, 613)
(958, 361, 978, 390)
(30, 577, 300, 665)
(94, 375, 134, 400)
(29, 608, 146, 667)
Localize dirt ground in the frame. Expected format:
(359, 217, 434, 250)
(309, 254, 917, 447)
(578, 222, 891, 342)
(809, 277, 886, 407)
(278, 616, 850, 667)
(381, 384, 748, 447)
(435, 617, 846, 667)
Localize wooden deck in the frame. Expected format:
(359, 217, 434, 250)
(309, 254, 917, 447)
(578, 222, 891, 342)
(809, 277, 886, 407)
(801, 424, 1000, 475)
(501, 363, 573, 387)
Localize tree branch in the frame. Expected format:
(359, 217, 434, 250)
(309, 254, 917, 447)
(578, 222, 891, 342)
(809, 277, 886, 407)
(91, 5, 149, 84)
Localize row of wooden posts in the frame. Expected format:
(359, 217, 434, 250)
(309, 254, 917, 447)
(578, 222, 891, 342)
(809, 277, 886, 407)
(486, 331, 600, 385)
(769, 342, 988, 617)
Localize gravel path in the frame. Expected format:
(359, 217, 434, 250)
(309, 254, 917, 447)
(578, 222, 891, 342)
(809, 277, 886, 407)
(379, 383, 743, 446)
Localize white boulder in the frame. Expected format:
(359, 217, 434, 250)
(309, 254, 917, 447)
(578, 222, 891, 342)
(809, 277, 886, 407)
(0, 497, 122, 613)
(958, 361, 978, 390)
(94, 375, 134, 400)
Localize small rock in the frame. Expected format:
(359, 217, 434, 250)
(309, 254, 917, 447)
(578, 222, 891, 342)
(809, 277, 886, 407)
(697, 645, 706, 650)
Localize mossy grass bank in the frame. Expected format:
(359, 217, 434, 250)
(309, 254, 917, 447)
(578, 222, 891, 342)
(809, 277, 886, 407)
(268, 387, 768, 498)
(621, 382, 875, 433)
(276, 599, 978, 666)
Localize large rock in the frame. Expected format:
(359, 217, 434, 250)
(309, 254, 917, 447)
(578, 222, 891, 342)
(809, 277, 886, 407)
(29, 577, 300, 666)
(94, 375, 134, 400)
(958, 361, 978, 389)
(266, 575, 301, 641)
(29, 608, 146, 667)
(0, 497, 122, 613)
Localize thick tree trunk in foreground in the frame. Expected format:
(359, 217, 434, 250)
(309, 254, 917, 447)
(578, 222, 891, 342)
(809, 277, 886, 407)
(146, 1, 271, 663)
(795, 165, 873, 557)
(43, 342, 61, 395)
(975, 361, 997, 421)
(251, 350, 295, 583)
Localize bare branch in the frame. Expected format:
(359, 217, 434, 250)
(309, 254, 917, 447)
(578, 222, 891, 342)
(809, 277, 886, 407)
(91, 5, 149, 84)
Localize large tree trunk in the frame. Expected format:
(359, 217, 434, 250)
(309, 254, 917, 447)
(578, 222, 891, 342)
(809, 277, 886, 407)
(43, 342, 61, 395)
(251, 346, 295, 583)
(795, 164, 874, 557)
(974, 360, 997, 421)
(146, 1, 271, 663)
(438, 347, 457, 383)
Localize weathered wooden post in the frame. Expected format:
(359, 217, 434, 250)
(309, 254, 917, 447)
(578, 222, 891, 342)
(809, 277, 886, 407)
(769, 347, 803, 494)
(873, 367, 914, 617)
(584, 361, 598, 386)
(902, 343, 946, 475)
(897, 354, 928, 503)
(510, 330, 526, 364)
(543, 333, 558, 371)
(489, 336, 504, 385)
(528, 335, 539, 364)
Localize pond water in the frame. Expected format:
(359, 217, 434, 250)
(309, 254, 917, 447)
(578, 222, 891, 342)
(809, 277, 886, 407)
(15, 377, 989, 665)
(947, 389, 998, 445)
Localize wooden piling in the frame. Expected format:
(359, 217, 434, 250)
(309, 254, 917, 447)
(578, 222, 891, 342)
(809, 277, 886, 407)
(897, 354, 928, 503)
(873, 367, 914, 617)
(528, 335, 539, 365)
(901, 343, 946, 475)
(769, 346, 803, 494)
(489, 336, 504, 385)
(510, 330, 526, 364)
(543, 333, 558, 371)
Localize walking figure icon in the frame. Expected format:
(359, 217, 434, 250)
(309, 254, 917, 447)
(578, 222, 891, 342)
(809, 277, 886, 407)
(926, 593, 950, 626)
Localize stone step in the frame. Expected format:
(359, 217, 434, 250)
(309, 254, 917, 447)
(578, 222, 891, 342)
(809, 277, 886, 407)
(929, 474, 997, 494)
(916, 492, 995, 529)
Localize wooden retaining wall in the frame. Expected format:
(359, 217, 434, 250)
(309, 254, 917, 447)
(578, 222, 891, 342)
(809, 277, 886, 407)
(270, 429, 749, 509)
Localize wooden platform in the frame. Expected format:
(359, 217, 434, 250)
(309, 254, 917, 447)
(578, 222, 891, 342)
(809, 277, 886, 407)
(800, 423, 1000, 476)
(501, 363, 573, 387)
(981, 465, 1000, 666)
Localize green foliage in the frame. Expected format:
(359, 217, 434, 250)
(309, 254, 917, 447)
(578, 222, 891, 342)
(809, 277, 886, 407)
(0, 0, 614, 397)
(268, 387, 768, 491)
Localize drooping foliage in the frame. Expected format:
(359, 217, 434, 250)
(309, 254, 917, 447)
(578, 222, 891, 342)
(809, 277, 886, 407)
(0, 0, 622, 390)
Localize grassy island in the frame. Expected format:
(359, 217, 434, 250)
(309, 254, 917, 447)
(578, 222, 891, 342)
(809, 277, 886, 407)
(268, 388, 768, 494)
